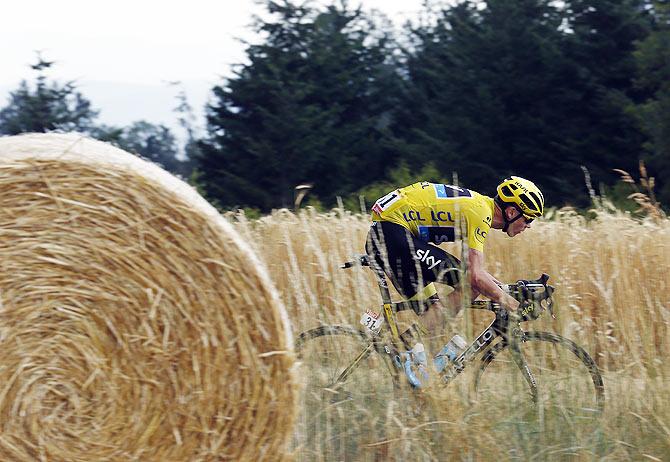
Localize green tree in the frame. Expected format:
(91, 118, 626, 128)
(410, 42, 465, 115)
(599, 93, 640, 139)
(169, 83, 200, 180)
(393, 0, 653, 206)
(89, 121, 191, 177)
(631, 1, 670, 206)
(115, 121, 185, 173)
(560, 0, 652, 200)
(0, 56, 98, 134)
(198, 0, 400, 210)
(393, 0, 578, 201)
(1, 55, 193, 179)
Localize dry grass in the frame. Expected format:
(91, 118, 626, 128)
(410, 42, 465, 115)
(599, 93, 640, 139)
(234, 206, 670, 461)
(0, 134, 296, 462)
(613, 160, 666, 221)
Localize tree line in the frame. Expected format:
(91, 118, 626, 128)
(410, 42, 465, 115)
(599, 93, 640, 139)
(0, 56, 197, 179)
(2, 0, 668, 212)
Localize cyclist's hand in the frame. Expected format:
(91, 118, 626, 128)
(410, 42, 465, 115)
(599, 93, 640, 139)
(501, 293, 520, 313)
(507, 306, 523, 323)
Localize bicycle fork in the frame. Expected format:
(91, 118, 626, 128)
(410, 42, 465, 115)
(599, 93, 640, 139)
(508, 338, 539, 404)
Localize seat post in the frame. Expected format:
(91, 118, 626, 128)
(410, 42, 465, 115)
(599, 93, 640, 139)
(366, 258, 401, 345)
(368, 259, 393, 305)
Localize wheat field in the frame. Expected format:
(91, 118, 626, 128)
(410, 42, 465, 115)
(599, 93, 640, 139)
(232, 207, 670, 461)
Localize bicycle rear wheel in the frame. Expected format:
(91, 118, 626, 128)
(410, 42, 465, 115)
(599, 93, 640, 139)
(293, 325, 399, 461)
(473, 331, 604, 425)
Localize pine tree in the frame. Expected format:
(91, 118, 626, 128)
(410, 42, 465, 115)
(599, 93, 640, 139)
(116, 121, 181, 172)
(197, 0, 400, 210)
(393, 0, 653, 205)
(0, 55, 99, 134)
(631, 1, 670, 206)
(560, 0, 652, 200)
(394, 0, 577, 200)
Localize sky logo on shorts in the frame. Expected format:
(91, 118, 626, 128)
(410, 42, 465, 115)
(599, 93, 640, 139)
(414, 248, 442, 270)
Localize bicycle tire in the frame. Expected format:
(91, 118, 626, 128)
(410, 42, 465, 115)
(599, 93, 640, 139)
(293, 325, 400, 459)
(473, 331, 604, 419)
(295, 325, 373, 353)
(294, 325, 400, 396)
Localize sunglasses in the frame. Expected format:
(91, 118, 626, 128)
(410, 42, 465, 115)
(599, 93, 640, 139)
(510, 207, 535, 225)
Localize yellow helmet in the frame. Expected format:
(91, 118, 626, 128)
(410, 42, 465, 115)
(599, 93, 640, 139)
(496, 176, 544, 219)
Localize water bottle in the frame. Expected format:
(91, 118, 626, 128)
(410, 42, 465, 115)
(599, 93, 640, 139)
(433, 334, 468, 373)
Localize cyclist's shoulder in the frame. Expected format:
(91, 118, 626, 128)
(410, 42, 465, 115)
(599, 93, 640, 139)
(397, 181, 433, 193)
(462, 191, 494, 225)
(389, 181, 493, 211)
(467, 190, 495, 211)
(420, 183, 492, 206)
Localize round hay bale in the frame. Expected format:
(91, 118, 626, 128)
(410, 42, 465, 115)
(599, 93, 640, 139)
(0, 133, 296, 461)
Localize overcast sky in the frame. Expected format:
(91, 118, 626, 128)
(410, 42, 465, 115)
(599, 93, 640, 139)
(1, 0, 427, 133)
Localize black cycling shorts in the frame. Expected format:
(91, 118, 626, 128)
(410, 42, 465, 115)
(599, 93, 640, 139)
(365, 221, 462, 301)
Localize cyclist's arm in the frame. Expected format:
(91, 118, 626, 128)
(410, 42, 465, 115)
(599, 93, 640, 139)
(467, 248, 519, 311)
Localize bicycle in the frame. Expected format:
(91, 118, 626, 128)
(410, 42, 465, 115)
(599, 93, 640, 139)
(295, 254, 605, 420)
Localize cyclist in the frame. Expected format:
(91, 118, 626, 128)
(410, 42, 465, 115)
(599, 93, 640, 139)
(365, 176, 544, 387)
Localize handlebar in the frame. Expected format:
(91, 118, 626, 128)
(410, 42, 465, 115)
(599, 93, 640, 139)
(507, 273, 556, 320)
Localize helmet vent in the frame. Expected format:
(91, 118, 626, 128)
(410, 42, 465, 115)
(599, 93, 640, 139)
(528, 191, 542, 209)
(501, 185, 513, 197)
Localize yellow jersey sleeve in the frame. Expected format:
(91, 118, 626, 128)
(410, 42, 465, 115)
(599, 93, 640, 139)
(462, 197, 493, 252)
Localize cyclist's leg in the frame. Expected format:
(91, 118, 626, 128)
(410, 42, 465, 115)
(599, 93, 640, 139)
(415, 295, 447, 352)
(367, 223, 476, 386)
(365, 221, 462, 346)
(444, 285, 481, 317)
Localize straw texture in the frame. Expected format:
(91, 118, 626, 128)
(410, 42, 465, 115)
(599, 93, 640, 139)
(0, 133, 296, 461)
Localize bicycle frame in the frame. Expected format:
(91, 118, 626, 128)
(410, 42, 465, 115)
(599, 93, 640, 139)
(341, 255, 543, 391)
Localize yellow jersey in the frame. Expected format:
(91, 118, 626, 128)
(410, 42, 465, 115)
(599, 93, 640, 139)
(371, 182, 495, 252)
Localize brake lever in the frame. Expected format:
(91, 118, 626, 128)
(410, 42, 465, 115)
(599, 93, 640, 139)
(546, 284, 556, 319)
(547, 301, 556, 319)
(509, 275, 557, 320)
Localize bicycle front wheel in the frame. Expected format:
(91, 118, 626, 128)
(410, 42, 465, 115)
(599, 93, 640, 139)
(473, 331, 604, 423)
(293, 325, 399, 460)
